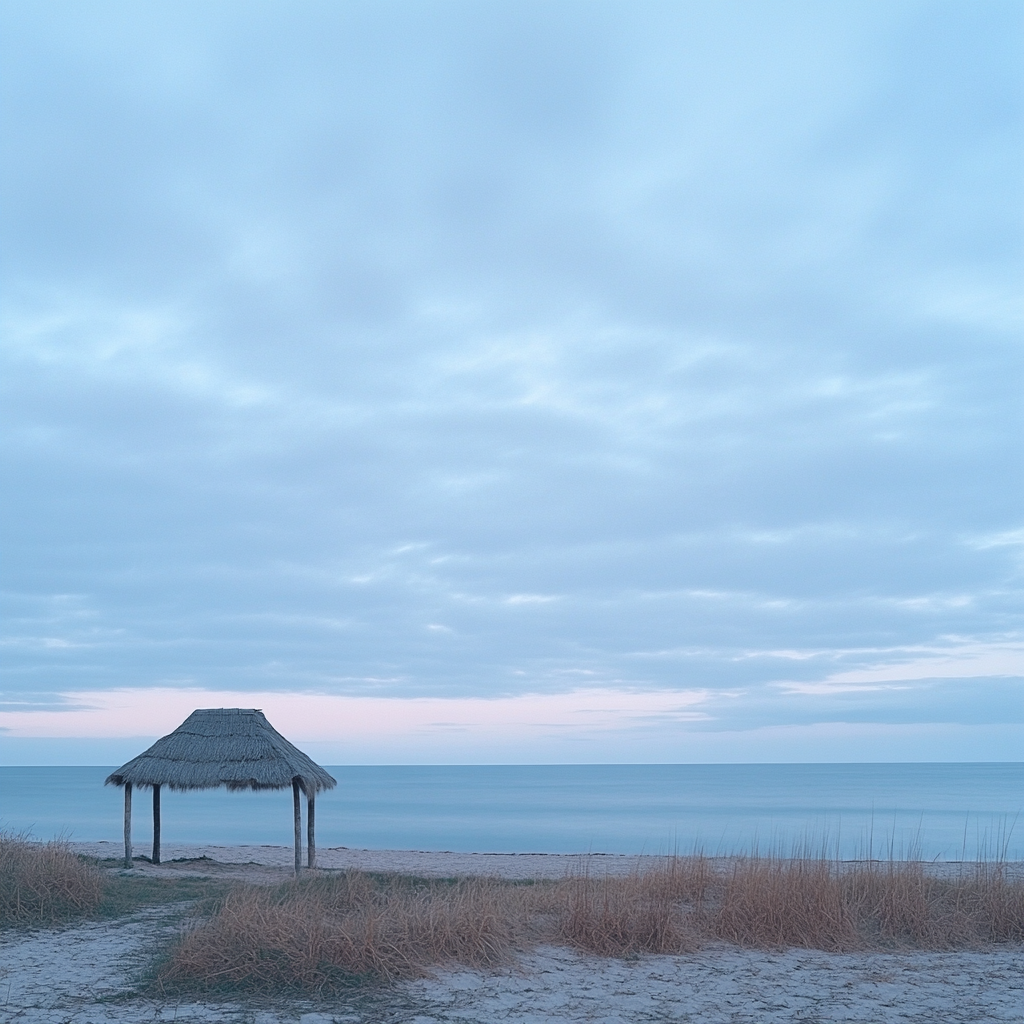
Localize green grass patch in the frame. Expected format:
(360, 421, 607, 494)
(97, 871, 233, 920)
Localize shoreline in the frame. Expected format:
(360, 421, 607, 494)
(70, 841, 674, 879)
(68, 841, 1024, 882)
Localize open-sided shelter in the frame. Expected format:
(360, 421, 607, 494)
(105, 708, 336, 873)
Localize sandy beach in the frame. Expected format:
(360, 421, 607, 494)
(68, 840, 675, 880)
(0, 844, 1020, 1023)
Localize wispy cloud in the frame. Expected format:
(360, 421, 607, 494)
(0, 687, 713, 741)
(777, 640, 1024, 695)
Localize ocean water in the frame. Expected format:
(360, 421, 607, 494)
(1, 763, 1021, 861)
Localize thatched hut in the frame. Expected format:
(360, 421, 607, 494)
(106, 708, 336, 873)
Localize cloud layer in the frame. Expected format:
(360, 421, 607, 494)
(1, 1, 1021, 761)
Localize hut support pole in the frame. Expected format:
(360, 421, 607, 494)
(152, 784, 161, 865)
(307, 792, 316, 869)
(123, 783, 133, 868)
(292, 778, 302, 875)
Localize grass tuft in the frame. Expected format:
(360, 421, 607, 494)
(0, 832, 104, 925)
(555, 856, 711, 955)
(713, 855, 1024, 951)
(715, 855, 857, 950)
(157, 872, 521, 992)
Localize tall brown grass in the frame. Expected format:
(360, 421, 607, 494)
(158, 873, 523, 992)
(556, 855, 712, 955)
(715, 855, 857, 950)
(0, 832, 104, 925)
(846, 860, 1024, 947)
(713, 857, 1024, 951)
(154, 855, 1024, 993)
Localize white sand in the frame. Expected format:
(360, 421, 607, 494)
(1, 844, 1020, 1024)
(409, 944, 1024, 1023)
(69, 840, 669, 880)
(70, 841, 1022, 881)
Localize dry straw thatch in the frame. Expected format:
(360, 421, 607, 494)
(105, 708, 336, 794)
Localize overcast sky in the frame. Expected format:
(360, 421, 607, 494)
(1, 1, 1021, 764)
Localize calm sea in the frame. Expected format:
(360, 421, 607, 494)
(1, 764, 1021, 861)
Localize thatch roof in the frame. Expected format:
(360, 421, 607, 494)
(105, 708, 337, 793)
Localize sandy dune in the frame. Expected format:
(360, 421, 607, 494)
(1, 844, 1020, 1024)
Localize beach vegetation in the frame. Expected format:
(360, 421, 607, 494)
(0, 833, 230, 927)
(713, 855, 1024, 950)
(156, 854, 1024, 992)
(156, 871, 521, 993)
(0, 832, 104, 925)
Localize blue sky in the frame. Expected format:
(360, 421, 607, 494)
(1, 1, 1021, 764)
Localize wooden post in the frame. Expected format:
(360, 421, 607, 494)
(123, 783, 133, 868)
(307, 791, 316, 869)
(292, 778, 302, 876)
(152, 784, 161, 865)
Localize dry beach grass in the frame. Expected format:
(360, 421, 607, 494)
(158, 872, 521, 990)
(0, 832, 104, 924)
(154, 853, 1024, 993)
(713, 854, 1024, 950)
